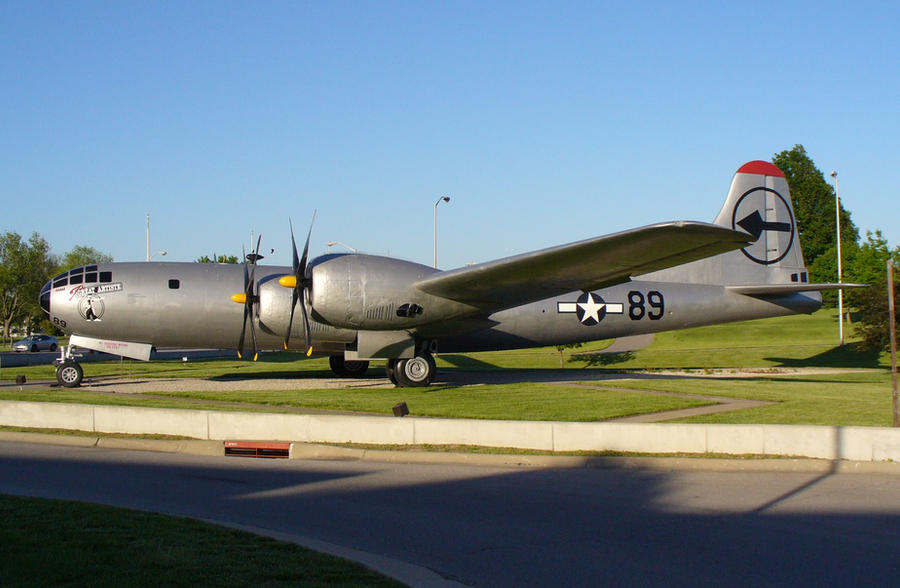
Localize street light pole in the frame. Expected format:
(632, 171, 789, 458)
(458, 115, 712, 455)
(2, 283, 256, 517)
(433, 196, 450, 268)
(830, 171, 843, 345)
(146, 213, 150, 262)
(326, 241, 357, 253)
(888, 260, 899, 427)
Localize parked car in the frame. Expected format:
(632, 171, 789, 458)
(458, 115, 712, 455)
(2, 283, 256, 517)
(12, 334, 58, 352)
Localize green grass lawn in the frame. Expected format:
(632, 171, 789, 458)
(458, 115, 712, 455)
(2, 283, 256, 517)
(155, 384, 715, 421)
(0, 494, 401, 587)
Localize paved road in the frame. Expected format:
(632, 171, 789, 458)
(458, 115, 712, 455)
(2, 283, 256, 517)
(2, 441, 899, 587)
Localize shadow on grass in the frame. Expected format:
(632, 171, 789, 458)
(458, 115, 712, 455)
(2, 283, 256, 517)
(766, 342, 882, 368)
(245, 352, 320, 364)
(438, 355, 498, 370)
(570, 351, 635, 367)
(208, 371, 334, 382)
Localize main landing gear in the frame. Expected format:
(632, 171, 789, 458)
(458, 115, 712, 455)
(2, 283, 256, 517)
(385, 351, 437, 387)
(329, 355, 370, 377)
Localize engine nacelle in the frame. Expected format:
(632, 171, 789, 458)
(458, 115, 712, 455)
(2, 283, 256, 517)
(257, 273, 355, 346)
(256, 274, 294, 336)
(309, 253, 474, 330)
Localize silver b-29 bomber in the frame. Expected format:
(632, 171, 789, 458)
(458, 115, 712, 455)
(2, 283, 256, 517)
(41, 161, 857, 387)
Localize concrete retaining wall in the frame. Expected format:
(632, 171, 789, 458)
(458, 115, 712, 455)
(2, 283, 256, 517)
(1, 400, 898, 462)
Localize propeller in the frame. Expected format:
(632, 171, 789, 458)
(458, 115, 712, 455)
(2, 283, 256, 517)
(280, 211, 316, 356)
(232, 235, 262, 361)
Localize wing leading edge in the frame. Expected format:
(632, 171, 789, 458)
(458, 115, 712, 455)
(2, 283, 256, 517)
(415, 221, 752, 308)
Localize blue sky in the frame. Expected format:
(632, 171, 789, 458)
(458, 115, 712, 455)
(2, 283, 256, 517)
(2, 1, 898, 269)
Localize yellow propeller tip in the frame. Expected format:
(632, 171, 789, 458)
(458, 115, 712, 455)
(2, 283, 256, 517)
(237, 351, 242, 359)
(278, 275, 298, 288)
(253, 353, 258, 362)
(306, 347, 313, 357)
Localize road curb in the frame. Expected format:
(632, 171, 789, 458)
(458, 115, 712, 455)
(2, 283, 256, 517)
(0, 431, 222, 456)
(289, 442, 900, 474)
(4, 431, 897, 474)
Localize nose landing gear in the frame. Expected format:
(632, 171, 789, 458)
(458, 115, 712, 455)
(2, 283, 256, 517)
(54, 345, 84, 388)
(56, 362, 83, 388)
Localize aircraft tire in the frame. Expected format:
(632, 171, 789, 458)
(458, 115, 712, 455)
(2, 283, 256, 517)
(393, 353, 435, 387)
(329, 355, 370, 377)
(385, 359, 399, 385)
(56, 362, 83, 388)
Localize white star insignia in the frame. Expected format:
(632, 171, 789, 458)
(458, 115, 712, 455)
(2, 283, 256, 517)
(577, 296, 606, 324)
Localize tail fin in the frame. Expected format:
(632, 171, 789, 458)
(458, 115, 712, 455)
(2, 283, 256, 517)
(647, 160, 810, 287)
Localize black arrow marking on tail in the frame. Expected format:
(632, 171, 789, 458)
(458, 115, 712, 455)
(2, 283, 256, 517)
(737, 210, 792, 240)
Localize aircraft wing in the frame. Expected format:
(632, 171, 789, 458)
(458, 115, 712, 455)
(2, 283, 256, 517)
(415, 221, 752, 308)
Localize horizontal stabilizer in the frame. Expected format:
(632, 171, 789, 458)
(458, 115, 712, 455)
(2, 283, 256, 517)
(417, 221, 751, 308)
(727, 283, 868, 296)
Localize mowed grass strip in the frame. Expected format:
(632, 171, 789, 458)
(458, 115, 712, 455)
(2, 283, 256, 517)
(0, 494, 402, 588)
(153, 385, 713, 421)
(608, 371, 897, 427)
(0, 385, 713, 421)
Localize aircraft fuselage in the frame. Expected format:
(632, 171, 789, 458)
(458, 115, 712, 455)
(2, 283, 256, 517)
(42, 257, 821, 356)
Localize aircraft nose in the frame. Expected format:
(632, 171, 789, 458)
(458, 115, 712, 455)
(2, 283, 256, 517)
(39, 280, 52, 316)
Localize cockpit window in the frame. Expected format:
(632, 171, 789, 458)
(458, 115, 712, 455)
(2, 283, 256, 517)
(49, 266, 111, 287)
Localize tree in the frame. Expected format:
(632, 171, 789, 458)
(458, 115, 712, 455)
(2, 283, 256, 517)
(555, 342, 583, 367)
(854, 265, 900, 352)
(850, 234, 900, 350)
(197, 254, 240, 264)
(772, 145, 858, 280)
(58, 245, 113, 272)
(0, 232, 57, 338)
(846, 230, 899, 287)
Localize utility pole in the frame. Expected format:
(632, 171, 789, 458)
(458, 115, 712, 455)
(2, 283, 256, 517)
(888, 260, 898, 427)
(433, 196, 450, 268)
(146, 213, 150, 262)
(830, 171, 843, 345)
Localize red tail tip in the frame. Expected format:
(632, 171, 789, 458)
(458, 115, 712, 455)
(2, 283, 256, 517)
(737, 160, 785, 178)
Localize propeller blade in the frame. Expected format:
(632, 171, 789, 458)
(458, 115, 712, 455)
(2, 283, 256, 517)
(237, 304, 248, 359)
(290, 219, 300, 274)
(248, 236, 261, 361)
(284, 219, 300, 350)
(237, 244, 249, 358)
(283, 287, 298, 350)
(248, 309, 258, 361)
(236, 237, 263, 361)
(301, 288, 313, 356)
(299, 211, 316, 272)
(283, 212, 316, 352)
